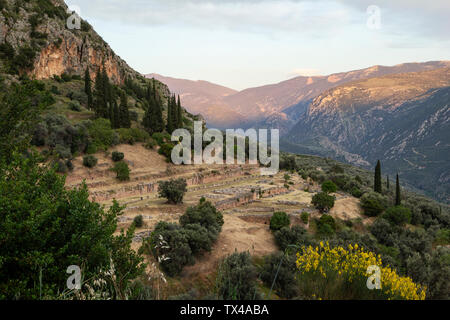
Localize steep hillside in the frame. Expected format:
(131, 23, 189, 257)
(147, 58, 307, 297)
(0, 0, 199, 180)
(285, 68, 450, 203)
(0, 0, 138, 83)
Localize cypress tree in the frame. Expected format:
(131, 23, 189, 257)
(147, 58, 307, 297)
(374, 160, 382, 194)
(386, 175, 390, 191)
(93, 67, 103, 118)
(142, 100, 152, 132)
(153, 86, 164, 133)
(84, 68, 93, 110)
(119, 91, 131, 128)
(113, 99, 120, 129)
(395, 174, 401, 206)
(166, 95, 174, 133)
(172, 95, 177, 129)
(92, 65, 113, 119)
(103, 68, 112, 119)
(143, 82, 164, 134)
(176, 95, 183, 128)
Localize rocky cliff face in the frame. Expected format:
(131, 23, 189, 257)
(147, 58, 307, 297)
(285, 67, 450, 203)
(0, 0, 138, 84)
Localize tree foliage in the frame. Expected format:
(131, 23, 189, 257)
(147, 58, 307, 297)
(312, 192, 335, 213)
(374, 160, 382, 194)
(0, 153, 144, 299)
(270, 212, 290, 231)
(321, 180, 337, 193)
(158, 178, 187, 204)
(360, 191, 388, 217)
(216, 252, 259, 300)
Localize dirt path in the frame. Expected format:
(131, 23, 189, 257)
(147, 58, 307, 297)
(182, 215, 277, 276)
(330, 196, 363, 220)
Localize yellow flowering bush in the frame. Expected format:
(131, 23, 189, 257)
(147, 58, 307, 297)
(295, 242, 426, 300)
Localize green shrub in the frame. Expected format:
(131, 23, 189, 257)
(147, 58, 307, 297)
(180, 200, 224, 235)
(0, 152, 144, 299)
(260, 253, 298, 299)
(65, 159, 74, 171)
(183, 223, 215, 255)
(158, 178, 187, 204)
(71, 91, 88, 106)
(13, 46, 36, 70)
(312, 192, 335, 213)
(146, 222, 194, 277)
(54, 159, 68, 173)
(61, 73, 72, 82)
(68, 101, 82, 112)
(216, 252, 259, 300)
(301, 212, 309, 224)
(369, 219, 397, 247)
(50, 85, 60, 95)
(117, 128, 150, 145)
(80, 21, 92, 32)
(280, 156, 297, 171)
(145, 138, 157, 150)
(270, 212, 290, 231)
(316, 215, 336, 237)
(112, 151, 125, 162)
(133, 215, 144, 228)
(87, 118, 119, 151)
(435, 229, 450, 245)
(383, 206, 412, 226)
(143, 200, 223, 276)
(321, 180, 337, 193)
(330, 164, 344, 174)
(54, 144, 71, 159)
(112, 161, 130, 181)
(351, 187, 363, 198)
(83, 155, 98, 168)
(360, 191, 388, 217)
(152, 132, 169, 146)
(85, 143, 97, 154)
(274, 226, 312, 251)
(158, 143, 174, 159)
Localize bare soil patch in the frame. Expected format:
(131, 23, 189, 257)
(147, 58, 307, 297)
(182, 215, 277, 277)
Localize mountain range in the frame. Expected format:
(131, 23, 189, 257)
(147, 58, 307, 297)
(285, 67, 450, 203)
(148, 61, 450, 133)
(151, 62, 450, 203)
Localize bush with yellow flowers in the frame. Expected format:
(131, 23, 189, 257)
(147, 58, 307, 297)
(295, 242, 426, 300)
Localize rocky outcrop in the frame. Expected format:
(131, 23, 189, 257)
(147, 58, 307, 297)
(0, 0, 138, 84)
(31, 35, 134, 84)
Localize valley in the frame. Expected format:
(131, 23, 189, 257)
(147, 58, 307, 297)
(64, 143, 371, 296)
(0, 0, 449, 302)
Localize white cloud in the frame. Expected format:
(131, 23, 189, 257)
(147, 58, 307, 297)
(69, 0, 355, 36)
(69, 0, 450, 38)
(287, 68, 321, 77)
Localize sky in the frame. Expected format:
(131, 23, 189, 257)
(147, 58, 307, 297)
(67, 0, 450, 90)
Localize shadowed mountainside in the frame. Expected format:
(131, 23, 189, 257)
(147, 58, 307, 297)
(285, 67, 450, 203)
